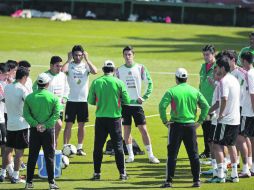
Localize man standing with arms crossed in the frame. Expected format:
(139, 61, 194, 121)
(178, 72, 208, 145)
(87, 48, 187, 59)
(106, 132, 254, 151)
(159, 68, 209, 188)
(62, 45, 97, 155)
(116, 46, 159, 164)
(88, 60, 130, 180)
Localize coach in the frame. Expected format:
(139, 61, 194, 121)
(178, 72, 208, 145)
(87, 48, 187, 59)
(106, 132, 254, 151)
(159, 68, 209, 188)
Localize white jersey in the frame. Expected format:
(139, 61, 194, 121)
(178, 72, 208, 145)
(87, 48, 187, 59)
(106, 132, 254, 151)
(116, 63, 153, 106)
(34, 71, 69, 111)
(218, 73, 240, 125)
(241, 68, 254, 117)
(66, 62, 90, 102)
(4, 82, 30, 131)
(231, 66, 247, 106)
(0, 81, 6, 123)
(25, 77, 33, 93)
(211, 82, 220, 125)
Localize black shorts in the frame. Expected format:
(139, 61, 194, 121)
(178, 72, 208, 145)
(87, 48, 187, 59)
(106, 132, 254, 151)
(213, 123, 239, 146)
(0, 123, 7, 145)
(6, 128, 29, 149)
(244, 116, 254, 137)
(207, 124, 216, 143)
(122, 105, 146, 126)
(65, 101, 89, 123)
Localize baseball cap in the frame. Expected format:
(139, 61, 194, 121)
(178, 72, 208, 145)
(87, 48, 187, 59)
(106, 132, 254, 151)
(175, 68, 188, 79)
(103, 60, 115, 68)
(37, 73, 51, 84)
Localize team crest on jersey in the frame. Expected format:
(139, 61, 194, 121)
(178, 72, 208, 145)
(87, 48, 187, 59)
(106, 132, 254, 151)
(128, 71, 132, 75)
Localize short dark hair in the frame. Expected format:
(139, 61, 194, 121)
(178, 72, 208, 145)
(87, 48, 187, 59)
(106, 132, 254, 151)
(15, 67, 29, 80)
(220, 49, 238, 62)
(50, 56, 62, 65)
(19, 60, 31, 68)
(216, 56, 231, 72)
(0, 63, 9, 74)
(37, 83, 47, 88)
(176, 76, 187, 83)
(241, 52, 253, 64)
(72, 45, 84, 54)
(202, 44, 216, 54)
(102, 67, 114, 73)
(6, 60, 18, 69)
(123, 46, 134, 54)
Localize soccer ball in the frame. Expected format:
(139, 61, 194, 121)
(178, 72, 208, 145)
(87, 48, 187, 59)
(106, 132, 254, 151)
(61, 155, 70, 169)
(62, 144, 77, 157)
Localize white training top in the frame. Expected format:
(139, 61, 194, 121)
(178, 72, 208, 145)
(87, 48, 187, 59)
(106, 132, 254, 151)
(0, 81, 6, 123)
(241, 68, 254, 117)
(211, 82, 220, 126)
(25, 77, 33, 94)
(218, 73, 240, 125)
(231, 66, 247, 106)
(66, 62, 90, 102)
(116, 63, 151, 106)
(4, 82, 30, 131)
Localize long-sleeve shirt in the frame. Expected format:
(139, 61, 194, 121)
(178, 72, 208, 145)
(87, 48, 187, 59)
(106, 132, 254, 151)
(116, 63, 153, 106)
(23, 88, 61, 128)
(159, 83, 209, 124)
(88, 74, 130, 118)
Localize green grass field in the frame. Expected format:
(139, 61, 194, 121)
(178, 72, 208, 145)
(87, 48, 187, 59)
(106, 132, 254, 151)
(0, 16, 254, 189)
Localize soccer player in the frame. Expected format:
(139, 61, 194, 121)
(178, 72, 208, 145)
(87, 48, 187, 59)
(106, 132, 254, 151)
(33, 56, 69, 148)
(23, 73, 61, 190)
(18, 60, 33, 93)
(2, 67, 30, 183)
(88, 60, 130, 181)
(62, 45, 97, 156)
(116, 46, 159, 164)
(238, 32, 254, 65)
(0, 63, 9, 182)
(159, 68, 209, 188)
(199, 44, 216, 159)
(208, 56, 240, 183)
(240, 52, 254, 176)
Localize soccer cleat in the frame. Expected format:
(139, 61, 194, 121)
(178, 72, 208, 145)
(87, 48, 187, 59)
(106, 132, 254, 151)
(25, 182, 34, 189)
(0, 175, 5, 182)
(238, 171, 251, 178)
(10, 177, 26, 184)
(160, 181, 172, 188)
(90, 173, 101, 181)
(20, 162, 27, 171)
(201, 168, 214, 175)
(49, 182, 59, 190)
(192, 181, 201, 188)
(149, 156, 160, 164)
(250, 170, 254, 176)
(76, 149, 86, 156)
(125, 157, 134, 163)
(226, 176, 239, 183)
(209, 177, 225, 183)
(119, 173, 128, 181)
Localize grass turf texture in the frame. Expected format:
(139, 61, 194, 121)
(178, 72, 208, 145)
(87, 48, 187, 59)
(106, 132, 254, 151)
(0, 16, 254, 189)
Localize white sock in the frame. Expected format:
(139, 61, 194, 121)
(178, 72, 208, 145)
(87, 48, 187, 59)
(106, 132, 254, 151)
(1, 169, 6, 177)
(77, 144, 83, 150)
(145, 144, 154, 158)
(12, 171, 19, 179)
(212, 159, 217, 170)
(63, 144, 68, 147)
(237, 156, 240, 165)
(226, 155, 231, 163)
(6, 164, 14, 177)
(242, 163, 249, 174)
(231, 163, 238, 178)
(217, 163, 224, 178)
(126, 144, 134, 158)
(248, 157, 252, 167)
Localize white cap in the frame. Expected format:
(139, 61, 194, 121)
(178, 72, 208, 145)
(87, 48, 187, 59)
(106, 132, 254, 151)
(37, 73, 51, 84)
(175, 68, 188, 79)
(103, 60, 115, 68)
